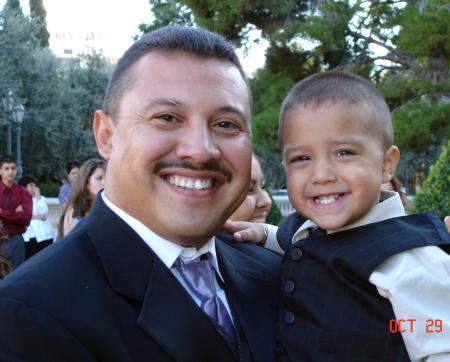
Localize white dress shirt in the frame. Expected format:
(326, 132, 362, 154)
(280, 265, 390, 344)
(22, 196, 56, 242)
(280, 191, 450, 362)
(101, 192, 233, 319)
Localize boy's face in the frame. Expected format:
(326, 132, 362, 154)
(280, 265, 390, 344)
(281, 102, 399, 230)
(0, 162, 17, 186)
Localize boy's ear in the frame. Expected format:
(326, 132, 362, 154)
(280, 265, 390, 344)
(93, 110, 114, 161)
(382, 145, 400, 183)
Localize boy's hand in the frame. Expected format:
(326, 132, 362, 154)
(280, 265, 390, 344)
(15, 205, 23, 212)
(445, 216, 450, 233)
(222, 220, 267, 245)
(34, 187, 41, 199)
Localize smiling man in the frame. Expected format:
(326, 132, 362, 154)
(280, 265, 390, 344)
(0, 27, 281, 362)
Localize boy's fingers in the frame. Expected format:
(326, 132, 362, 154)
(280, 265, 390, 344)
(445, 216, 450, 233)
(222, 220, 252, 233)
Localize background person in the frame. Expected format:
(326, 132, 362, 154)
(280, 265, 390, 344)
(57, 160, 80, 209)
(0, 154, 32, 270)
(18, 175, 56, 259)
(58, 158, 106, 238)
(228, 152, 272, 223)
(0, 222, 11, 279)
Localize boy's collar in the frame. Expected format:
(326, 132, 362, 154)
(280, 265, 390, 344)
(292, 191, 406, 243)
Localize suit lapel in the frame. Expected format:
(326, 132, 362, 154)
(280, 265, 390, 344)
(85, 198, 236, 362)
(216, 238, 279, 362)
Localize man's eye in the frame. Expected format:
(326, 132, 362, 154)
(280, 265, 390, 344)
(216, 120, 239, 129)
(157, 114, 176, 122)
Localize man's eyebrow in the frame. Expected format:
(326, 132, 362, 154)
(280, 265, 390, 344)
(217, 106, 248, 121)
(144, 98, 183, 109)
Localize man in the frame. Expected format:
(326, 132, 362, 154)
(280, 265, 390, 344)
(0, 154, 32, 269)
(0, 27, 281, 362)
(58, 160, 80, 208)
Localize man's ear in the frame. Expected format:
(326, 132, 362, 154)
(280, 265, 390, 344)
(93, 110, 114, 161)
(382, 145, 400, 183)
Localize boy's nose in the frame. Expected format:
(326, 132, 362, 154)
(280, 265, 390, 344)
(311, 159, 337, 184)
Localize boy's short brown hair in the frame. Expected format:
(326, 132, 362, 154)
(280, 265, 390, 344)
(279, 71, 393, 151)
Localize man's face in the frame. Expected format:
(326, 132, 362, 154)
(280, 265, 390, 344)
(0, 162, 17, 186)
(68, 167, 80, 184)
(94, 52, 252, 247)
(282, 102, 398, 230)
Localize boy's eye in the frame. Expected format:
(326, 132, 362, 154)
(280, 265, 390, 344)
(290, 155, 310, 163)
(336, 150, 355, 157)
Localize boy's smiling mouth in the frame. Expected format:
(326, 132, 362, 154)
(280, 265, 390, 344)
(312, 193, 345, 205)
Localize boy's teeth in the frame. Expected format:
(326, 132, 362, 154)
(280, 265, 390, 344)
(167, 176, 212, 190)
(314, 194, 339, 204)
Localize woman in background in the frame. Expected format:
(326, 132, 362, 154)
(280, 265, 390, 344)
(58, 159, 106, 238)
(18, 175, 56, 259)
(228, 152, 272, 223)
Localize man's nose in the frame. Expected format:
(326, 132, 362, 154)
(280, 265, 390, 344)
(175, 122, 221, 163)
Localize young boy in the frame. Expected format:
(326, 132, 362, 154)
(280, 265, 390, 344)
(224, 70, 450, 360)
(0, 155, 32, 269)
(272, 71, 450, 361)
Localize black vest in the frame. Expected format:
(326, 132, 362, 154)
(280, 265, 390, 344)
(275, 212, 450, 362)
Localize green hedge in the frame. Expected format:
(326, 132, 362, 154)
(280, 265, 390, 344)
(39, 182, 61, 198)
(410, 141, 449, 220)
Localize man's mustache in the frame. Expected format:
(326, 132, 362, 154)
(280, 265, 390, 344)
(153, 160, 232, 182)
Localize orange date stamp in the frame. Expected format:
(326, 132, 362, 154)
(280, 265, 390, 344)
(389, 319, 443, 333)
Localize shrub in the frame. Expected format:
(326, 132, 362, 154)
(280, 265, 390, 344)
(410, 141, 449, 220)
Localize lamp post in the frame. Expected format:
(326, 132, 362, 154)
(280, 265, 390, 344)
(1, 89, 14, 155)
(11, 103, 25, 179)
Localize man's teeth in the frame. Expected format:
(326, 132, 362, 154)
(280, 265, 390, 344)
(314, 194, 339, 204)
(167, 176, 213, 190)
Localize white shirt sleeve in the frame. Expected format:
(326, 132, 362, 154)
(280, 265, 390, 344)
(263, 224, 284, 255)
(369, 246, 450, 362)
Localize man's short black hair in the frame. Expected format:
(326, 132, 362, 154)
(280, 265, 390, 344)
(66, 161, 80, 174)
(0, 155, 16, 168)
(103, 26, 248, 119)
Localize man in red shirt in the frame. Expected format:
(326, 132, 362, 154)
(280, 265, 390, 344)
(0, 155, 32, 270)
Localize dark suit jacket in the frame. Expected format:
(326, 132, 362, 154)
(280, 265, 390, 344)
(0, 197, 281, 362)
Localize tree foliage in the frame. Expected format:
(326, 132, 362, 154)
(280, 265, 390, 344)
(29, 0, 50, 47)
(410, 141, 450, 220)
(0, 7, 111, 182)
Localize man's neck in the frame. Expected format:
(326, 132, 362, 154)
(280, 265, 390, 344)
(1, 180, 14, 188)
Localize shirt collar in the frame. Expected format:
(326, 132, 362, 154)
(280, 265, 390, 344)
(101, 192, 224, 281)
(292, 191, 406, 243)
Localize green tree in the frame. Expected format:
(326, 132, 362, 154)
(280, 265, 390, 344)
(1, 7, 111, 181)
(410, 141, 450, 220)
(29, 0, 50, 47)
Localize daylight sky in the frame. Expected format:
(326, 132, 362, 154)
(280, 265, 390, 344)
(1, 0, 266, 74)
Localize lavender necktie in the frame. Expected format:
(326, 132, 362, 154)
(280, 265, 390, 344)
(175, 256, 236, 344)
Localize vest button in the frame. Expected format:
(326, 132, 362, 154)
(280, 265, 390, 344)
(283, 279, 295, 293)
(275, 343, 285, 356)
(290, 247, 303, 261)
(284, 311, 295, 325)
